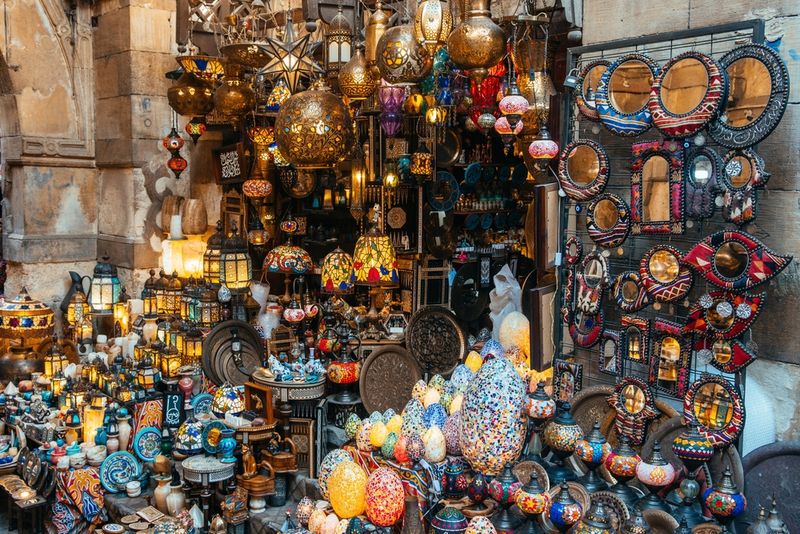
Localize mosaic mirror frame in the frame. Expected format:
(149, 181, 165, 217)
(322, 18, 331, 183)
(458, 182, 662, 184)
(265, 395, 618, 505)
(639, 244, 693, 303)
(630, 140, 684, 235)
(621, 315, 650, 364)
(557, 139, 610, 202)
(595, 52, 660, 137)
(575, 251, 610, 315)
(574, 59, 611, 121)
(683, 374, 745, 447)
(720, 149, 770, 225)
(684, 146, 724, 220)
(608, 376, 658, 446)
(586, 193, 630, 249)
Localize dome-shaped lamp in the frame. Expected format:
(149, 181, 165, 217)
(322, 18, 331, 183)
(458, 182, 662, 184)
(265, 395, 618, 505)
(353, 208, 398, 339)
(499, 81, 529, 129)
(447, 0, 505, 82)
(376, 20, 432, 86)
(494, 116, 523, 153)
(325, 5, 352, 79)
(264, 216, 313, 304)
(321, 247, 355, 294)
(214, 63, 256, 121)
(339, 44, 379, 101)
(168, 71, 215, 118)
(527, 124, 559, 171)
(477, 112, 497, 134)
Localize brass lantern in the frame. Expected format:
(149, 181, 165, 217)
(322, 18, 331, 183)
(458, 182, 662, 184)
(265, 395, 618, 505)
(66, 289, 90, 327)
(446, 0, 505, 82)
(411, 143, 434, 177)
(182, 324, 203, 365)
(168, 71, 215, 117)
(197, 281, 222, 328)
(89, 256, 121, 314)
(203, 221, 225, 285)
(339, 45, 379, 101)
(274, 79, 354, 169)
(160, 342, 181, 379)
(180, 277, 199, 322)
(325, 5, 352, 79)
(365, 1, 390, 76)
(142, 269, 159, 318)
(136, 355, 161, 394)
(113, 287, 130, 336)
(165, 272, 183, 317)
(414, 0, 453, 56)
(43, 336, 68, 378)
(214, 63, 256, 120)
(219, 225, 253, 293)
(376, 23, 432, 86)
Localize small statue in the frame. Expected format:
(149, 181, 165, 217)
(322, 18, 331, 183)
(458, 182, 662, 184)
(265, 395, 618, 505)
(241, 443, 257, 479)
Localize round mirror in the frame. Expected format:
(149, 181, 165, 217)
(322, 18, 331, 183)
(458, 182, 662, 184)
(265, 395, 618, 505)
(691, 155, 713, 185)
(567, 145, 600, 185)
(593, 198, 619, 230)
(712, 340, 733, 364)
(649, 249, 680, 283)
(707, 298, 735, 330)
(584, 258, 605, 288)
(622, 280, 639, 301)
(583, 64, 608, 108)
(626, 327, 642, 361)
(660, 58, 709, 115)
(726, 57, 771, 127)
(622, 383, 646, 414)
(693, 382, 734, 430)
(726, 155, 752, 187)
(609, 60, 654, 114)
(714, 241, 749, 279)
(658, 337, 681, 382)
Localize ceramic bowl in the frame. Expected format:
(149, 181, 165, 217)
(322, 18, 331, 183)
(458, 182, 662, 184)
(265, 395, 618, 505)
(126, 480, 141, 497)
(69, 452, 86, 468)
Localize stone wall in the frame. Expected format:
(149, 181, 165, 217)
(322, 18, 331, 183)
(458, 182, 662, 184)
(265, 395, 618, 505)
(580, 0, 800, 445)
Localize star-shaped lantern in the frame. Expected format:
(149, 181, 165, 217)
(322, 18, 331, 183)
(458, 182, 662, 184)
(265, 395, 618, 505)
(260, 10, 324, 93)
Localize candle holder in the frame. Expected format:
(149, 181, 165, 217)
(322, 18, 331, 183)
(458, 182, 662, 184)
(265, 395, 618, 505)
(543, 401, 584, 483)
(574, 421, 611, 492)
(488, 463, 522, 533)
(635, 441, 676, 512)
(514, 471, 550, 534)
(702, 467, 746, 533)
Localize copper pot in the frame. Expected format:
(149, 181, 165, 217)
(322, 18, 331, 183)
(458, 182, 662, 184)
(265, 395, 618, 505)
(0, 346, 43, 382)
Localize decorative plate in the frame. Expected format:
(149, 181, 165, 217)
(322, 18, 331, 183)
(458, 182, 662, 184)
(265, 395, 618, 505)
(191, 392, 214, 418)
(406, 306, 466, 376)
(202, 320, 264, 386)
(133, 426, 162, 462)
(102, 524, 125, 534)
(202, 420, 229, 455)
(589, 491, 629, 531)
(121, 514, 139, 525)
(387, 207, 407, 229)
(359, 345, 422, 414)
(99, 451, 141, 493)
(464, 162, 482, 185)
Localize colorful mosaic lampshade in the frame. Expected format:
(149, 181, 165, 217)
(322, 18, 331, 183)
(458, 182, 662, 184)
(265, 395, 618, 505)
(177, 55, 225, 82)
(352, 225, 398, 286)
(264, 242, 313, 274)
(321, 247, 355, 294)
(0, 287, 56, 340)
(211, 383, 245, 417)
(266, 79, 291, 112)
(174, 409, 204, 455)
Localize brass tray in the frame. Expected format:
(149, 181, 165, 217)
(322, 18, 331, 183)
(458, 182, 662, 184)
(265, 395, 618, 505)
(406, 306, 466, 376)
(359, 345, 422, 414)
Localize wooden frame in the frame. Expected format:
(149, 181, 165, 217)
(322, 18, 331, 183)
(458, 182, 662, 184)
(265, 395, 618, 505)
(528, 283, 557, 372)
(213, 142, 247, 185)
(630, 139, 684, 235)
(534, 181, 560, 277)
(289, 418, 316, 477)
(245, 381, 276, 425)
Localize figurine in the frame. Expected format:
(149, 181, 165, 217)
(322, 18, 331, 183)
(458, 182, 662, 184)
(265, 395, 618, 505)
(242, 443, 257, 479)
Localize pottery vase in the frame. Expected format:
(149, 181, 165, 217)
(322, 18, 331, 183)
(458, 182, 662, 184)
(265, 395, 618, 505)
(117, 416, 132, 452)
(106, 433, 120, 454)
(218, 429, 237, 463)
(153, 475, 172, 514)
(166, 483, 187, 516)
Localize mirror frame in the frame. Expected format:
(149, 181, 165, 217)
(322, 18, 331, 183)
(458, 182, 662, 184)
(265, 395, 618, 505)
(599, 330, 622, 377)
(720, 149, 770, 225)
(595, 52, 660, 137)
(684, 146, 724, 220)
(553, 360, 584, 402)
(683, 374, 745, 447)
(612, 271, 650, 313)
(575, 251, 609, 314)
(649, 51, 726, 138)
(575, 59, 611, 121)
(621, 314, 650, 364)
(609, 376, 658, 445)
(564, 236, 584, 266)
(685, 290, 765, 340)
(648, 319, 690, 398)
(557, 139, 610, 202)
(586, 193, 630, 248)
(565, 308, 605, 348)
(709, 43, 790, 149)
(683, 230, 792, 292)
(693, 336, 757, 374)
(639, 244, 693, 303)
(630, 139, 685, 235)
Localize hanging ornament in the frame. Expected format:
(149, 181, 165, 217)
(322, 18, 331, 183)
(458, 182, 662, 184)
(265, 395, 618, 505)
(184, 117, 206, 144)
(499, 82, 529, 129)
(447, 0, 505, 82)
(414, 0, 453, 56)
(168, 155, 188, 180)
(494, 116, 523, 153)
(527, 124, 559, 168)
(162, 119, 187, 179)
(162, 127, 185, 153)
(266, 79, 291, 112)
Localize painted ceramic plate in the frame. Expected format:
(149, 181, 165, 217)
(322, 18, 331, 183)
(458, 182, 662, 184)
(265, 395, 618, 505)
(133, 427, 162, 463)
(191, 392, 214, 418)
(121, 514, 139, 524)
(99, 451, 141, 493)
(465, 162, 482, 185)
(102, 524, 125, 534)
(480, 213, 493, 230)
(202, 420, 229, 455)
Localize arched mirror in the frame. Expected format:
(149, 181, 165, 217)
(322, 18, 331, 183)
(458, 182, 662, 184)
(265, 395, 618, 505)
(684, 147, 723, 220)
(610, 377, 658, 445)
(564, 236, 583, 266)
(599, 330, 621, 376)
(631, 140, 684, 234)
(720, 149, 770, 225)
(575, 59, 611, 121)
(684, 230, 791, 291)
(557, 140, 610, 202)
(596, 53, 659, 136)
(649, 52, 724, 138)
(684, 375, 744, 446)
(586, 193, 630, 248)
(709, 44, 789, 148)
(649, 319, 689, 397)
(626, 327, 642, 361)
(640, 245, 692, 303)
(622, 315, 649, 363)
(613, 271, 649, 313)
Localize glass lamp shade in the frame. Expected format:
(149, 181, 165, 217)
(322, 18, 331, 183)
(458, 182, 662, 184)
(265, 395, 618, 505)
(321, 247, 355, 294)
(211, 383, 245, 417)
(548, 482, 583, 530)
(136, 356, 162, 393)
(380, 112, 403, 137)
(160, 344, 182, 379)
(174, 410, 204, 455)
(325, 6, 352, 77)
(425, 105, 448, 126)
(83, 403, 106, 446)
(340, 47, 379, 101)
(0, 287, 56, 340)
(604, 437, 641, 481)
(519, 70, 557, 127)
(275, 79, 354, 169)
(328, 461, 368, 519)
(167, 155, 188, 179)
(526, 380, 556, 420)
(162, 238, 206, 280)
(404, 88, 428, 114)
(672, 422, 714, 472)
(376, 23, 432, 86)
(163, 272, 183, 317)
(168, 71, 215, 117)
(163, 128, 185, 154)
(203, 221, 225, 285)
(242, 179, 273, 201)
(180, 280, 199, 321)
(411, 146, 433, 176)
(352, 226, 398, 286)
(365, 1, 390, 75)
(499, 83, 529, 128)
(477, 112, 497, 132)
(528, 126, 559, 162)
(66, 290, 90, 326)
(89, 257, 122, 314)
(574, 423, 612, 466)
(176, 55, 225, 82)
(219, 229, 253, 292)
(264, 242, 313, 274)
(636, 441, 677, 489)
(515, 472, 550, 515)
(113, 289, 130, 335)
(702, 467, 747, 522)
(494, 116, 524, 136)
(185, 117, 206, 144)
(44, 340, 69, 378)
(197, 284, 222, 327)
(543, 406, 584, 454)
(378, 81, 406, 113)
(51, 375, 66, 397)
(414, 0, 453, 56)
(214, 65, 256, 120)
(182, 327, 203, 365)
(76, 316, 93, 343)
(266, 79, 291, 112)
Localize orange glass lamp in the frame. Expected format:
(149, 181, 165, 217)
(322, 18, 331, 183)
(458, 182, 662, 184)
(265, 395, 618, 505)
(162, 238, 207, 280)
(160, 342, 182, 379)
(321, 248, 355, 294)
(113, 287, 130, 336)
(83, 393, 106, 446)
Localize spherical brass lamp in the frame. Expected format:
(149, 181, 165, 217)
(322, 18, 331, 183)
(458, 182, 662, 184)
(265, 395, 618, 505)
(339, 45, 379, 101)
(446, 0, 505, 82)
(376, 23, 432, 86)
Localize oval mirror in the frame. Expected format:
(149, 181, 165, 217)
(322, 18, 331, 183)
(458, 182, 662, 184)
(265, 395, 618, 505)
(714, 241, 749, 279)
(593, 199, 619, 230)
(725, 57, 771, 127)
(565, 236, 582, 265)
(557, 140, 609, 202)
(609, 60, 653, 114)
(622, 382, 645, 414)
(567, 144, 600, 185)
(627, 327, 642, 361)
(642, 155, 671, 222)
(648, 249, 680, 283)
(622, 280, 639, 302)
(693, 382, 734, 430)
(690, 155, 713, 186)
(726, 155, 752, 188)
(712, 339, 733, 364)
(660, 57, 709, 115)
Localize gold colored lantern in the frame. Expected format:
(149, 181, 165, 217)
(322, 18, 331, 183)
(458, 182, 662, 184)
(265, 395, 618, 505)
(365, 1, 390, 77)
(83, 393, 106, 446)
(352, 222, 398, 286)
(113, 287, 130, 336)
(203, 221, 225, 285)
(165, 272, 183, 317)
(446, 0, 505, 82)
(376, 23, 432, 86)
(142, 269, 159, 318)
(325, 5, 352, 78)
(219, 225, 253, 292)
(411, 144, 434, 177)
(246, 125, 275, 183)
(76, 315, 93, 344)
(51, 375, 66, 397)
(182, 325, 203, 365)
(214, 63, 256, 120)
(66, 290, 90, 327)
(339, 45, 379, 101)
(180, 277, 199, 322)
(414, 0, 453, 55)
(274, 79, 354, 169)
(160, 342, 182, 379)
(43, 337, 68, 378)
(168, 71, 215, 117)
(197, 282, 222, 328)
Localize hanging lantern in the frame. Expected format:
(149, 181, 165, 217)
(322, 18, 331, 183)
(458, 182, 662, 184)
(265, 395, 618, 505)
(520, 69, 557, 127)
(203, 220, 225, 285)
(248, 219, 271, 246)
(494, 116, 523, 152)
(325, 5, 353, 79)
(378, 81, 406, 113)
(219, 225, 252, 293)
(447, 0, 505, 82)
(184, 117, 206, 144)
(167, 155, 188, 179)
(527, 125, 559, 167)
(275, 79, 354, 169)
(339, 45, 379, 101)
(414, 0, 452, 56)
(168, 71, 214, 117)
(160, 342, 182, 379)
(246, 125, 275, 185)
(89, 256, 121, 314)
(425, 105, 448, 126)
(266, 79, 291, 112)
(411, 143, 434, 177)
(352, 214, 398, 286)
(365, 1, 390, 76)
(477, 112, 497, 133)
(499, 82, 529, 129)
(177, 55, 225, 82)
(214, 63, 256, 120)
(376, 23, 432, 86)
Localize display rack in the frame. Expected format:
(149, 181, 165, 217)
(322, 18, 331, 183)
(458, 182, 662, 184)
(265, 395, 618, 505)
(553, 20, 766, 413)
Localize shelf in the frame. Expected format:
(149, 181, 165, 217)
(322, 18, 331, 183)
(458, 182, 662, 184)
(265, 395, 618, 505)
(452, 209, 514, 215)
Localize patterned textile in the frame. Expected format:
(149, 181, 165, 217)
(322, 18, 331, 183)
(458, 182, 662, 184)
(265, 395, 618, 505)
(46, 467, 106, 533)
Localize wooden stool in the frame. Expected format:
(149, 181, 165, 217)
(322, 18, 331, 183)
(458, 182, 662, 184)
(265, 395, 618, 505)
(244, 381, 275, 424)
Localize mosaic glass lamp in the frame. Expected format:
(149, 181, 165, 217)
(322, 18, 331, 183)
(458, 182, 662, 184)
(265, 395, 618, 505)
(89, 256, 121, 314)
(211, 383, 245, 418)
(0, 287, 56, 340)
(320, 247, 355, 294)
